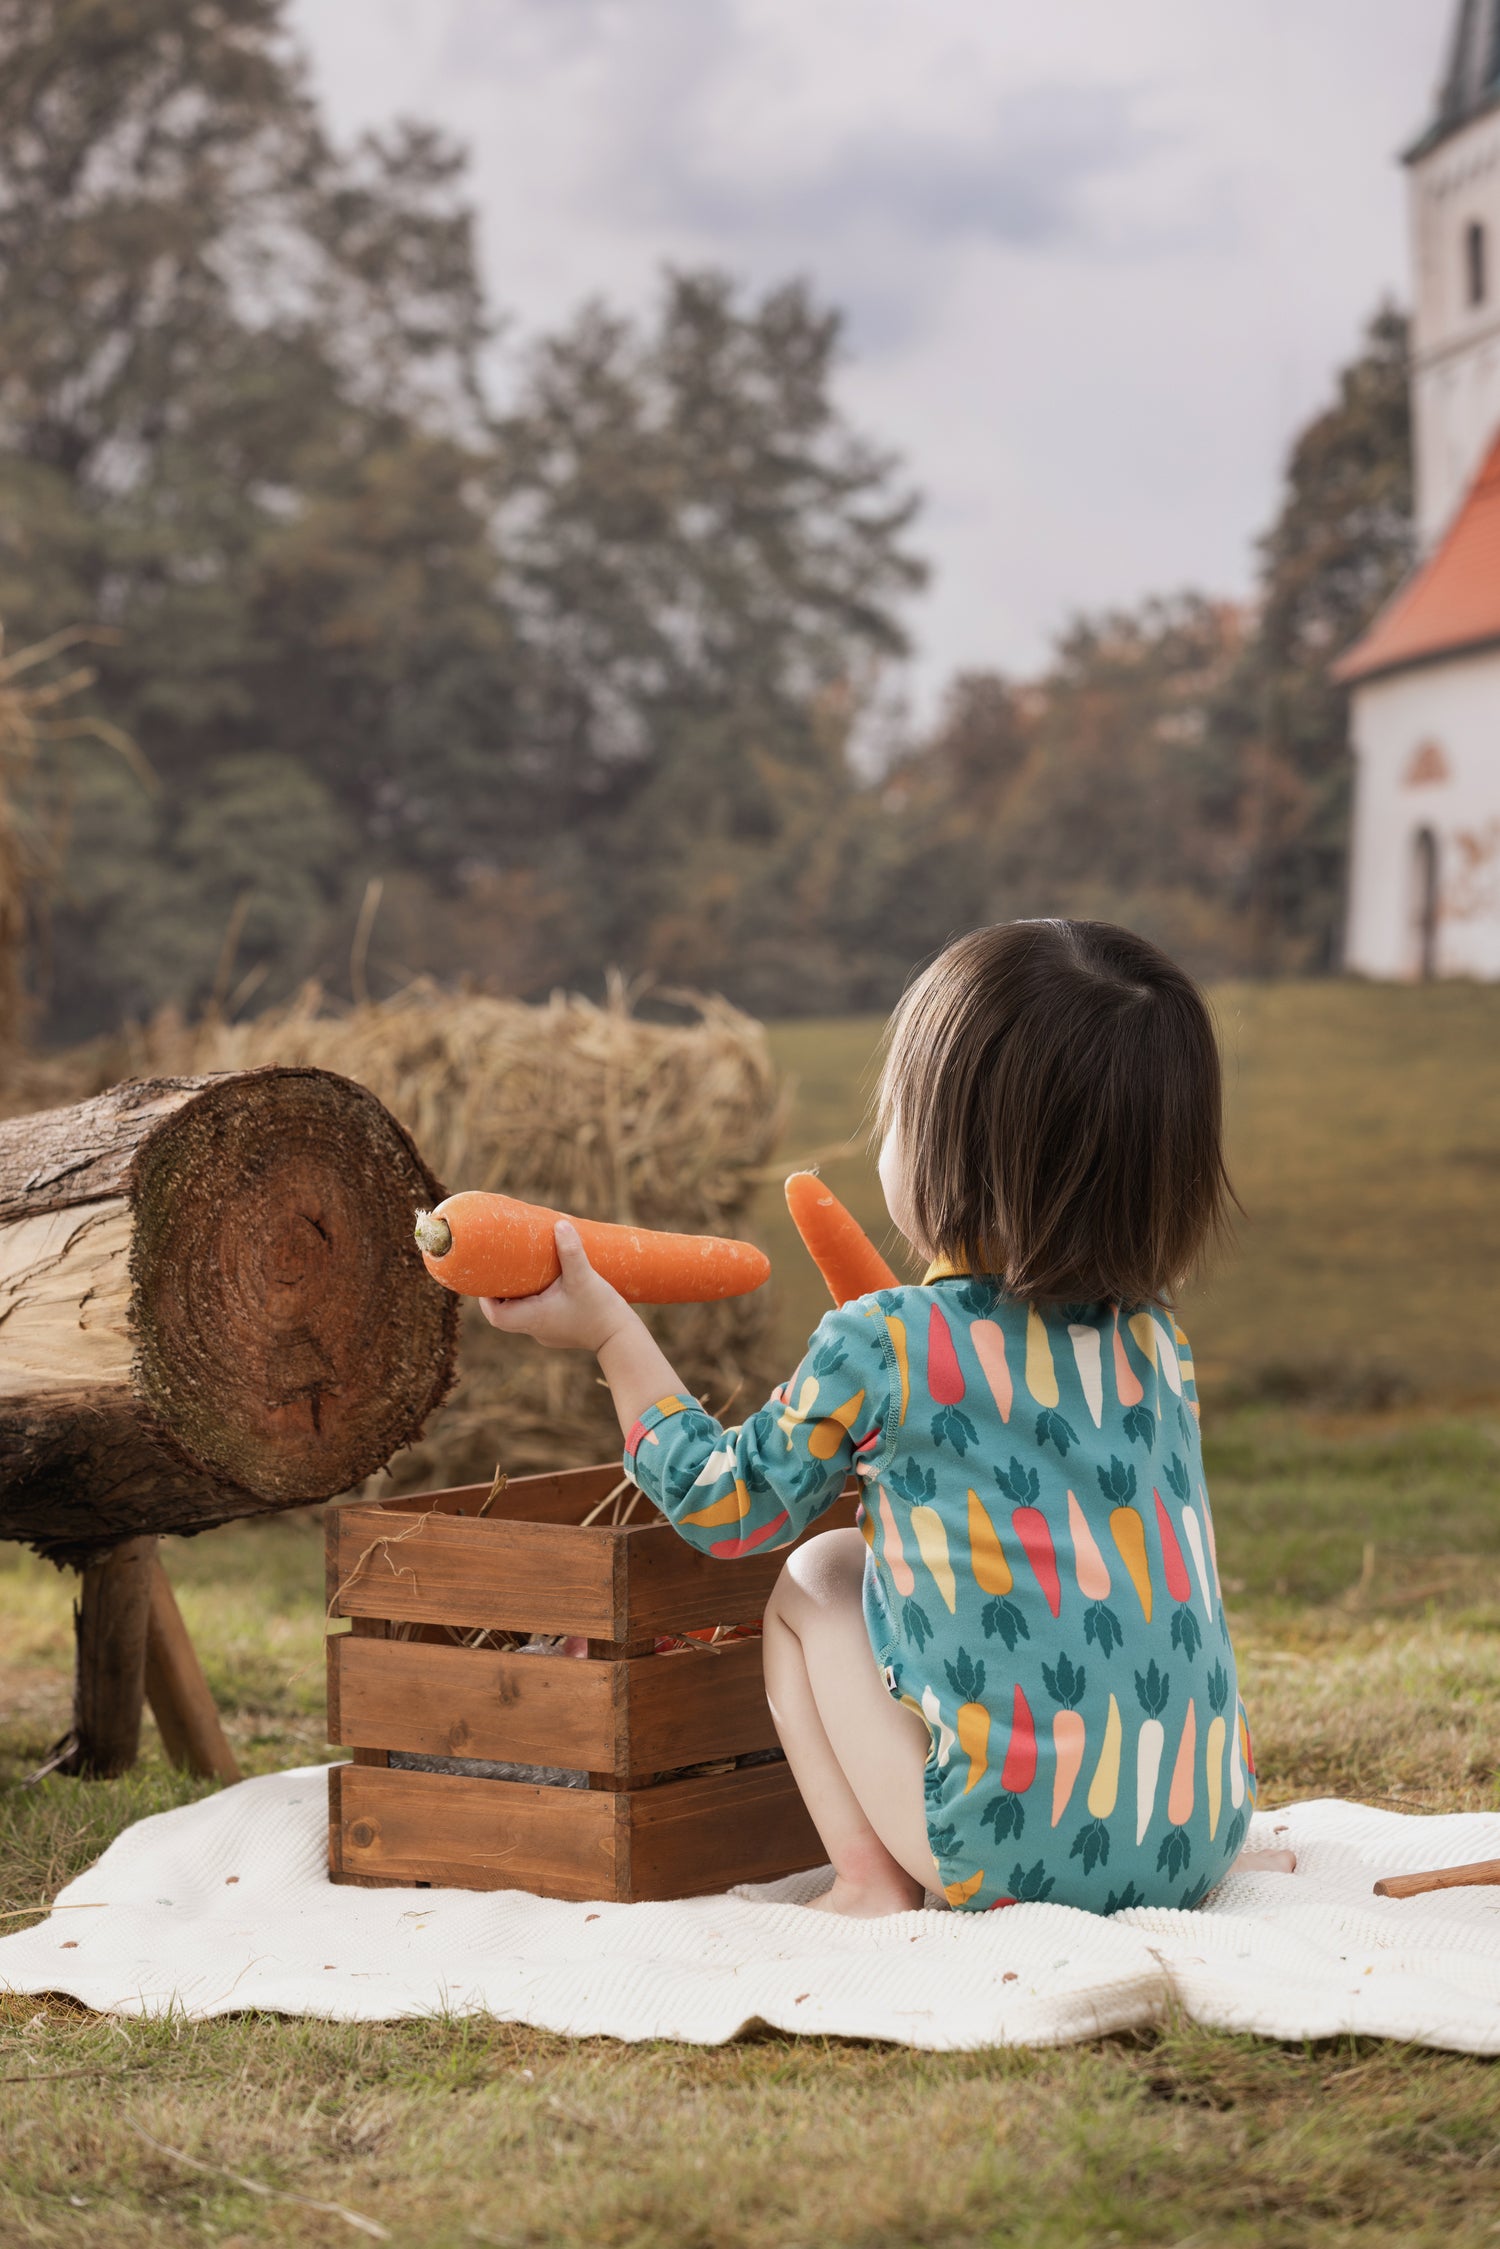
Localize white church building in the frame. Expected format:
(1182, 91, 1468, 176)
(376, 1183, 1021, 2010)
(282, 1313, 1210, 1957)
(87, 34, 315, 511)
(1340, 0, 1500, 979)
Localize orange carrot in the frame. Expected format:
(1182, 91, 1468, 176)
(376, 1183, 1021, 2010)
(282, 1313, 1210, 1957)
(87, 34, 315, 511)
(415, 1192, 769, 1304)
(784, 1173, 897, 1305)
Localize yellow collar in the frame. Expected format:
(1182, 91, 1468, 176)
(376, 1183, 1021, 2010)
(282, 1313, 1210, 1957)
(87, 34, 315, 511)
(921, 1255, 970, 1283)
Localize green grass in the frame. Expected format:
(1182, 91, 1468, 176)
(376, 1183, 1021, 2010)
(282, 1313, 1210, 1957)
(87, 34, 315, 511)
(756, 981, 1500, 1401)
(6, 982, 1500, 2244)
(5, 1411, 1500, 2246)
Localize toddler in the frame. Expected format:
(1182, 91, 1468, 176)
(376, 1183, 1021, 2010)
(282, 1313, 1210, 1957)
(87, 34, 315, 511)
(484, 920, 1259, 1916)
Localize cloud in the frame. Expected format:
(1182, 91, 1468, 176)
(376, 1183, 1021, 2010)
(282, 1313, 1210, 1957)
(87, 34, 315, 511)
(290, 0, 1440, 697)
(623, 81, 1154, 253)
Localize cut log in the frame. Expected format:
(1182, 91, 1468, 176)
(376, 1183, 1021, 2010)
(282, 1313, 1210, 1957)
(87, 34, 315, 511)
(0, 1068, 458, 1566)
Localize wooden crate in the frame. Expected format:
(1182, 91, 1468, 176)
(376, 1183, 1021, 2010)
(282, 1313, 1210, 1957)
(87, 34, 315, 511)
(326, 1462, 856, 1902)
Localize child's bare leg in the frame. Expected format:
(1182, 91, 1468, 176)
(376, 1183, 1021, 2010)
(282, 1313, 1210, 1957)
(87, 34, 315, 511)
(762, 1527, 941, 1916)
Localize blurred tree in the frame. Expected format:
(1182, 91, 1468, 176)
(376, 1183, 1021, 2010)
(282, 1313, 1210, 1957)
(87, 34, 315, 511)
(495, 272, 925, 1007)
(0, 0, 516, 1032)
(0, 4, 924, 1033)
(1235, 304, 1415, 969)
(867, 307, 1414, 993)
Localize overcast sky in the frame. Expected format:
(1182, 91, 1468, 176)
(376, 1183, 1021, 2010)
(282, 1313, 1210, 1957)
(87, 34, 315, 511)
(289, 0, 1446, 716)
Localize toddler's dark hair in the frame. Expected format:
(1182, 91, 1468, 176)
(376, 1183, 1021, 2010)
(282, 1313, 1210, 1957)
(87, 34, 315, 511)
(877, 919, 1232, 1306)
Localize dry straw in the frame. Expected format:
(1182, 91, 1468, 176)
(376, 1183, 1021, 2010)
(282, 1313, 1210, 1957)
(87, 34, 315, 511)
(103, 974, 787, 1487)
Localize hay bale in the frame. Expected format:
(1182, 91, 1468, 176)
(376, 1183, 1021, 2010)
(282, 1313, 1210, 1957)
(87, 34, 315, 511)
(115, 978, 787, 1487)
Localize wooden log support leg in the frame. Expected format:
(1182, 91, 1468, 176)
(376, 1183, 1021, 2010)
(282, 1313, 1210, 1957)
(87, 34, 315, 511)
(62, 1534, 157, 1777)
(144, 1557, 242, 1783)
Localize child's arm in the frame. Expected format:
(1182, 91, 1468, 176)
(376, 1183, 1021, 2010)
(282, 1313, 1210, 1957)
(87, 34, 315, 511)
(479, 1220, 682, 1435)
(483, 1220, 896, 1556)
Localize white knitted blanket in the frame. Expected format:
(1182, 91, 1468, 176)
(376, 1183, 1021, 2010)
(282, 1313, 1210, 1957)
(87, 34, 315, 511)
(3, 1768, 1500, 2053)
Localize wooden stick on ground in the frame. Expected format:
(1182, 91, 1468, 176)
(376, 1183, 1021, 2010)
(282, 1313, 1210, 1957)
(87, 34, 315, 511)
(1373, 1857, 1500, 1899)
(144, 1558, 241, 1783)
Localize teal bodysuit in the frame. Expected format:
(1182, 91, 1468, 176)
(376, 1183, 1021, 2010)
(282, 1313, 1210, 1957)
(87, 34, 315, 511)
(623, 1270, 1255, 1912)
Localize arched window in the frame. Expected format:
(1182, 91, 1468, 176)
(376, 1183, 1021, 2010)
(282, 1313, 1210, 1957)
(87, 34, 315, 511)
(1466, 219, 1487, 308)
(1412, 827, 1441, 982)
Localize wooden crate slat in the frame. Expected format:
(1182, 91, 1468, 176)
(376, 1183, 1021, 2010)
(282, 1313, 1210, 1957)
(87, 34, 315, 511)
(331, 1634, 618, 1769)
(330, 1762, 621, 1899)
(625, 1761, 823, 1900)
(329, 1758, 823, 1902)
(625, 1640, 780, 1774)
(324, 1464, 861, 1900)
(619, 1486, 861, 1637)
(331, 1631, 785, 1780)
(328, 1505, 623, 1636)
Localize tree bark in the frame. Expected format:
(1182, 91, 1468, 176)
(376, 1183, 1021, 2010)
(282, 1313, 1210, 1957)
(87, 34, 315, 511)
(0, 1067, 458, 1566)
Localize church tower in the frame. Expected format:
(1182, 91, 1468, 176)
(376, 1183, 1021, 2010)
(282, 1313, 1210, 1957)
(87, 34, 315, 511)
(1408, 0, 1500, 544)
(1336, 0, 1500, 981)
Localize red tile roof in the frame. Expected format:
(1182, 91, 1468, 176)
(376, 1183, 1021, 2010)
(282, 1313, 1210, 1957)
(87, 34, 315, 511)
(1334, 428, 1500, 685)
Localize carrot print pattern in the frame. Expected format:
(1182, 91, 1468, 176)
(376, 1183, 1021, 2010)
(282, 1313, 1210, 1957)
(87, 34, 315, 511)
(1181, 1504, 1213, 1621)
(928, 1304, 963, 1398)
(878, 1481, 935, 1651)
(1128, 1313, 1162, 1421)
(626, 1278, 1250, 1913)
(969, 1488, 1029, 1651)
(1069, 1489, 1124, 1656)
(1101, 1455, 1153, 1621)
(1154, 1491, 1191, 1602)
(927, 1304, 979, 1453)
(808, 1389, 866, 1460)
(877, 1484, 914, 1596)
(1113, 1310, 1145, 1405)
(981, 1684, 1036, 1842)
(1158, 1700, 1197, 1879)
(1025, 1306, 1059, 1407)
(1155, 1489, 1201, 1660)
(885, 1313, 910, 1423)
(996, 1460, 1061, 1616)
(1043, 1654, 1088, 1826)
(921, 1684, 956, 1772)
(1205, 1662, 1229, 1839)
(1069, 1324, 1104, 1427)
(946, 1649, 990, 1795)
(1035, 1406, 1079, 1457)
(680, 1478, 753, 1528)
(1134, 1659, 1170, 1845)
(911, 1505, 957, 1614)
(1152, 1317, 1183, 1396)
(969, 1320, 1012, 1422)
(967, 1488, 1011, 1593)
(1070, 1691, 1122, 1873)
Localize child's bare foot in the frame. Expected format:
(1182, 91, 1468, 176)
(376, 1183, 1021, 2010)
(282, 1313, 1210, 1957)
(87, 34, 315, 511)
(1231, 1847, 1297, 1875)
(805, 1871, 926, 1917)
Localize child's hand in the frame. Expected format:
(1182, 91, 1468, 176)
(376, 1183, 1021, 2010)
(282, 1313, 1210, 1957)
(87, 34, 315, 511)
(479, 1220, 640, 1355)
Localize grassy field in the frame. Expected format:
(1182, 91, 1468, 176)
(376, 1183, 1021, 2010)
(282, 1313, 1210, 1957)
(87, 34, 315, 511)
(755, 981, 1500, 1401)
(5, 981, 1500, 2245)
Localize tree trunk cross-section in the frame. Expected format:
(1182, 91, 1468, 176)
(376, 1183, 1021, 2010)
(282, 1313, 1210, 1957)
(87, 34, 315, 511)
(0, 1068, 458, 1565)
